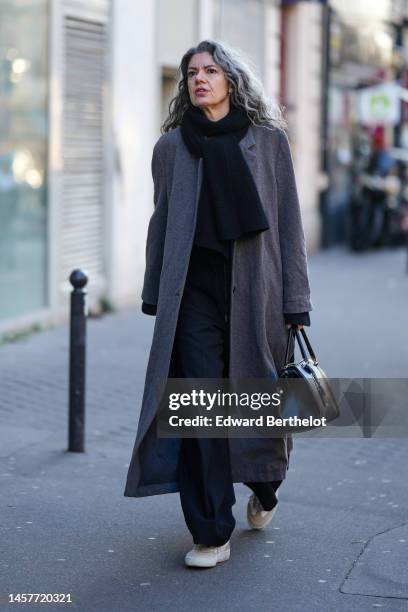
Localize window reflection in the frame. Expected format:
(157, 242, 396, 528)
(0, 0, 48, 320)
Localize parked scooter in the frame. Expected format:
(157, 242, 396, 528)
(350, 131, 400, 251)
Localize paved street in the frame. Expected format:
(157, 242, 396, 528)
(1, 245, 407, 612)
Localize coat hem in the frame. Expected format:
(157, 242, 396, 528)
(123, 466, 289, 499)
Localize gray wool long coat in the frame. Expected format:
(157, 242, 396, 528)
(124, 122, 313, 499)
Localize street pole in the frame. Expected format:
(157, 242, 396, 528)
(68, 269, 88, 452)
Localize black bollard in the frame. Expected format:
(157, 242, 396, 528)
(68, 269, 88, 452)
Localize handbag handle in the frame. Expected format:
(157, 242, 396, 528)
(284, 327, 296, 364)
(283, 326, 318, 365)
(296, 328, 317, 363)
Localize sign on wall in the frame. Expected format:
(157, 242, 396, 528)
(357, 82, 401, 125)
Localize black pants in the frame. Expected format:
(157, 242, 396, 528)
(172, 244, 281, 546)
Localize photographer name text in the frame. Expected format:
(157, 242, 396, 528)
(166, 415, 327, 428)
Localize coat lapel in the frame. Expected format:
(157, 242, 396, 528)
(239, 124, 257, 174)
(239, 123, 256, 151)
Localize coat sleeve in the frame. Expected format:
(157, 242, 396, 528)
(141, 139, 168, 311)
(141, 301, 157, 316)
(284, 311, 310, 326)
(276, 129, 313, 314)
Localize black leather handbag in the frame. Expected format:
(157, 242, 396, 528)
(278, 327, 340, 429)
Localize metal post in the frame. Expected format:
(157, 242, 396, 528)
(68, 269, 88, 452)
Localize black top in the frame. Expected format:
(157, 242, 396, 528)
(193, 164, 230, 258)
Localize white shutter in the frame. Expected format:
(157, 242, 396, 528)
(61, 15, 106, 282)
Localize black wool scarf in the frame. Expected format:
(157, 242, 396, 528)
(180, 102, 270, 250)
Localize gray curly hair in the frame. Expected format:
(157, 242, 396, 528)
(161, 39, 288, 134)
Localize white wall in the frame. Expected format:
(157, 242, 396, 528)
(282, 2, 323, 252)
(109, 0, 159, 307)
(157, 0, 199, 68)
(264, 0, 281, 100)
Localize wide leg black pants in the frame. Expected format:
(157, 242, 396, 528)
(172, 244, 281, 546)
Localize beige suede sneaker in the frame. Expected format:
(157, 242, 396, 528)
(184, 540, 231, 568)
(247, 491, 279, 530)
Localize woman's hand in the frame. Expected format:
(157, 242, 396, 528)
(286, 324, 304, 330)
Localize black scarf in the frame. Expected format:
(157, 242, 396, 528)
(180, 102, 270, 256)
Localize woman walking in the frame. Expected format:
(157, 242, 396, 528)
(124, 40, 312, 568)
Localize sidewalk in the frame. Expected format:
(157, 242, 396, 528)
(1, 245, 407, 611)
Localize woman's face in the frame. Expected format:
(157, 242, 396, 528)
(186, 51, 230, 116)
